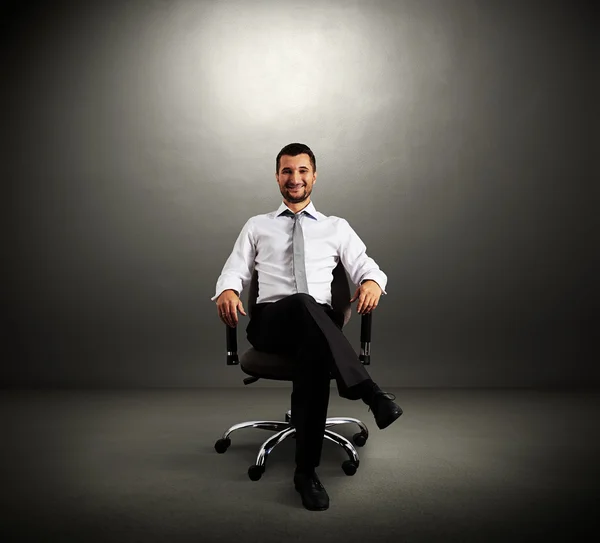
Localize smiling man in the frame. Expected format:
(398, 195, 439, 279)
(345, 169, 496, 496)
(212, 143, 402, 511)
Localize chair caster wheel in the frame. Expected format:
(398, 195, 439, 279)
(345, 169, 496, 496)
(352, 432, 367, 447)
(214, 438, 231, 454)
(342, 460, 358, 476)
(248, 465, 265, 481)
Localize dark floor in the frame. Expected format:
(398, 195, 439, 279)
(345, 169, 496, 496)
(1, 387, 598, 543)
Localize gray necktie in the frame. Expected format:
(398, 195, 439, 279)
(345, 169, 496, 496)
(283, 210, 309, 294)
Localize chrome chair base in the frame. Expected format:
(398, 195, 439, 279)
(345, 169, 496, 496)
(215, 410, 369, 481)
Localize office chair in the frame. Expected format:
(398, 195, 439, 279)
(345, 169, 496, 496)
(214, 262, 374, 481)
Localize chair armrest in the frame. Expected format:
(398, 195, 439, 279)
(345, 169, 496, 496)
(359, 312, 372, 365)
(225, 325, 239, 365)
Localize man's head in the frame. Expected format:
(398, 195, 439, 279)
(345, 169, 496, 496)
(275, 143, 317, 207)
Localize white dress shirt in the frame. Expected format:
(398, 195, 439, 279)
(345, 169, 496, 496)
(211, 201, 388, 307)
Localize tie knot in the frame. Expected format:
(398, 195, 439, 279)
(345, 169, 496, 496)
(282, 209, 302, 220)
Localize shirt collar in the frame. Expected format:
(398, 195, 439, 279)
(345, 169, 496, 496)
(276, 201, 319, 221)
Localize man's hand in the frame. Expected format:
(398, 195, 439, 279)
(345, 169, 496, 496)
(216, 290, 247, 327)
(350, 280, 382, 314)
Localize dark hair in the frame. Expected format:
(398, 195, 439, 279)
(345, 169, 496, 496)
(276, 143, 316, 173)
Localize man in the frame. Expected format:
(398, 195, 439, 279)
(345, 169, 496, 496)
(212, 143, 402, 511)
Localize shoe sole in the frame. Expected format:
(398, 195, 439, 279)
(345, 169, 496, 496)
(294, 485, 329, 511)
(377, 406, 403, 429)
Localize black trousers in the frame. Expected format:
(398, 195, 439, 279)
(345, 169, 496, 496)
(245, 293, 371, 471)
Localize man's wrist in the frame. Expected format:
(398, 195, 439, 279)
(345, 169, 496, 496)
(361, 279, 382, 292)
(217, 289, 239, 299)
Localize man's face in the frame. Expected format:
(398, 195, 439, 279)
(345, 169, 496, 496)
(276, 154, 317, 205)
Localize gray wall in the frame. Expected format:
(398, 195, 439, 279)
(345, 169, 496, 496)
(2, 0, 597, 388)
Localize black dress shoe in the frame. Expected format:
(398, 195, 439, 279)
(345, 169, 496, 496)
(293, 472, 329, 511)
(369, 392, 403, 429)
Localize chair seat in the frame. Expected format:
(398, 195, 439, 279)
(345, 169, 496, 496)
(240, 348, 336, 382)
(240, 348, 297, 381)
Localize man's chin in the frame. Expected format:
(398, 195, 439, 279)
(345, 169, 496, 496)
(284, 192, 308, 204)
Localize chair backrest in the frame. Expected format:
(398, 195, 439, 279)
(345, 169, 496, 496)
(247, 261, 352, 327)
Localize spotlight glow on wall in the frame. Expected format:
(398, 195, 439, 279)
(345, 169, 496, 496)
(163, 1, 392, 125)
